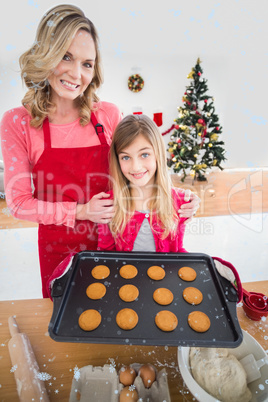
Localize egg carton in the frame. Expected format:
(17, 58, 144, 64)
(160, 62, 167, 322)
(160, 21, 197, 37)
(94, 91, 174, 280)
(69, 363, 171, 402)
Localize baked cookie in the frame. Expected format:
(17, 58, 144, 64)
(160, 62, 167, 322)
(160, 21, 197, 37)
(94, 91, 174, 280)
(78, 309, 101, 331)
(116, 308, 138, 330)
(188, 311, 211, 333)
(155, 310, 178, 332)
(119, 264, 138, 279)
(91, 265, 110, 279)
(147, 266, 165, 280)
(86, 283, 106, 300)
(178, 266, 197, 281)
(153, 288, 174, 305)
(119, 284, 139, 302)
(183, 287, 203, 305)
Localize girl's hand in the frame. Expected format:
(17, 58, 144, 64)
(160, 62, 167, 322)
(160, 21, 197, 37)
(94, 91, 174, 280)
(178, 189, 200, 223)
(76, 192, 115, 224)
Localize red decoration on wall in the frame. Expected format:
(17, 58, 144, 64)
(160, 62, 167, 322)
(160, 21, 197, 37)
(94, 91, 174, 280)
(161, 124, 175, 136)
(153, 112, 163, 127)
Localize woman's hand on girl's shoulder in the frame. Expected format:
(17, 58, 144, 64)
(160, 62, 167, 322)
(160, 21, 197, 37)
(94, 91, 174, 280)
(177, 189, 200, 223)
(76, 192, 115, 224)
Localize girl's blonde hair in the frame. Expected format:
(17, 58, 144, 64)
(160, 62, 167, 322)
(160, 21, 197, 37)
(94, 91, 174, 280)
(19, 4, 103, 128)
(109, 114, 179, 239)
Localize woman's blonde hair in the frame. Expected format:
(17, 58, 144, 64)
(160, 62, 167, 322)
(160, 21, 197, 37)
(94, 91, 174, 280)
(19, 4, 103, 128)
(109, 114, 179, 239)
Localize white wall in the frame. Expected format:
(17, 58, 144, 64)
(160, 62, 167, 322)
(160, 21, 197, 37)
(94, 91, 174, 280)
(0, 0, 267, 168)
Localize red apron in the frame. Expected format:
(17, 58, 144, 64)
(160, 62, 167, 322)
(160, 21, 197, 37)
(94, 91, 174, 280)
(32, 113, 109, 297)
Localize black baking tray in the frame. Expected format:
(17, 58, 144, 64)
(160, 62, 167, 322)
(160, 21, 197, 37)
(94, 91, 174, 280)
(48, 251, 243, 347)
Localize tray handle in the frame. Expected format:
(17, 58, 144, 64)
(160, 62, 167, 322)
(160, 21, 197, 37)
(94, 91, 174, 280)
(213, 256, 243, 302)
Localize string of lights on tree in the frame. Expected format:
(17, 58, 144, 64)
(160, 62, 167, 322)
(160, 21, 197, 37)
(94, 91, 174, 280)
(167, 58, 226, 182)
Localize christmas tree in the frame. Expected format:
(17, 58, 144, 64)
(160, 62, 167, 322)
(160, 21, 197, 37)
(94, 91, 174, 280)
(167, 58, 226, 182)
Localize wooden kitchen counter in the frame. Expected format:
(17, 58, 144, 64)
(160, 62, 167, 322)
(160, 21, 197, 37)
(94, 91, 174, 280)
(0, 280, 267, 401)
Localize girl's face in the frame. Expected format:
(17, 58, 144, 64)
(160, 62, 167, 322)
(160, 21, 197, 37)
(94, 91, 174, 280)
(48, 30, 96, 104)
(118, 134, 157, 188)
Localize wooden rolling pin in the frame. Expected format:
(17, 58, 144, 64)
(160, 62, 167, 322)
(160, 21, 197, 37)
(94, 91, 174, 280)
(8, 316, 49, 401)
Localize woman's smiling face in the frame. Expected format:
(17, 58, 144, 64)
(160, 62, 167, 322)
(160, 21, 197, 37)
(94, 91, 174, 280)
(118, 134, 157, 188)
(48, 29, 96, 103)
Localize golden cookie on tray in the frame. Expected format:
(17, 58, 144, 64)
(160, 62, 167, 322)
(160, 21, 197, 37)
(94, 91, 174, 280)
(91, 265, 110, 279)
(119, 265, 138, 279)
(119, 284, 139, 302)
(86, 283, 106, 300)
(188, 311, 211, 332)
(155, 310, 178, 332)
(178, 266, 197, 281)
(153, 288, 174, 305)
(183, 287, 203, 305)
(116, 308, 138, 330)
(147, 265, 165, 280)
(78, 309, 102, 331)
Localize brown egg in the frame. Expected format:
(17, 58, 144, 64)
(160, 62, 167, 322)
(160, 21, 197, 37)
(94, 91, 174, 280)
(119, 386, 139, 402)
(119, 366, 137, 386)
(138, 364, 156, 388)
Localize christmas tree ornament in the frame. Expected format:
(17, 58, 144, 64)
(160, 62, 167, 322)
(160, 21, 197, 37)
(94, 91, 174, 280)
(167, 57, 226, 182)
(187, 68, 195, 79)
(210, 133, 219, 141)
(128, 74, 144, 92)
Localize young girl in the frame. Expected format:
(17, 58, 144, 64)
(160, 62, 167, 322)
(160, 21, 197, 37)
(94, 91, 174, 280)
(97, 114, 189, 252)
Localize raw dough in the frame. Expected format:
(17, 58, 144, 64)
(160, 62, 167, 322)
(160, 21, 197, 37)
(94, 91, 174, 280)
(189, 347, 252, 402)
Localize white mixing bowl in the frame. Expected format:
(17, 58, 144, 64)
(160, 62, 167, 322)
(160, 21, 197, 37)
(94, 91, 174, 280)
(177, 330, 268, 402)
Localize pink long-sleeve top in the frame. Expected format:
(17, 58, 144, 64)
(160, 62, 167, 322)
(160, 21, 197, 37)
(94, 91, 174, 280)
(0, 102, 122, 227)
(97, 188, 188, 253)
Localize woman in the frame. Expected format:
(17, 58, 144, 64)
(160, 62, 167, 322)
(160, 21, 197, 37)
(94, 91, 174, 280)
(1, 4, 199, 297)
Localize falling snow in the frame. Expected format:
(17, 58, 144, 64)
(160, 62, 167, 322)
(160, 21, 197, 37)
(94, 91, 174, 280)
(73, 365, 80, 381)
(10, 364, 17, 373)
(36, 372, 52, 381)
(108, 358, 116, 373)
(129, 384, 136, 391)
(1, 207, 12, 217)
